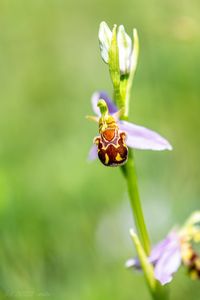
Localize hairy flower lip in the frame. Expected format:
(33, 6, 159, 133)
(88, 91, 173, 161)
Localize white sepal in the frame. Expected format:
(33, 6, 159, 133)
(98, 21, 112, 63)
(117, 25, 132, 74)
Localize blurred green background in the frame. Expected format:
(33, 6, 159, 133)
(0, 0, 200, 299)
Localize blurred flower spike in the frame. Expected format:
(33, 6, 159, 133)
(87, 92, 172, 164)
(99, 21, 138, 75)
(126, 211, 200, 285)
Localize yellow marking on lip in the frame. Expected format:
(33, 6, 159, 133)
(116, 153, 123, 161)
(105, 153, 109, 165)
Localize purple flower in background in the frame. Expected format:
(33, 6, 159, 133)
(126, 212, 200, 285)
(88, 91, 172, 161)
(126, 231, 181, 285)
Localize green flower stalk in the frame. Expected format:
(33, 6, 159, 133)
(123, 151, 151, 255)
(88, 21, 173, 300)
(99, 21, 153, 291)
(98, 21, 152, 255)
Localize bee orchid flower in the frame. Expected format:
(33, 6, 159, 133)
(126, 212, 200, 285)
(88, 91, 172, 164)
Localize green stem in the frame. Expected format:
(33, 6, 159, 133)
(154, 284, 169, 300)
(123, 152, 169, 300)
(122, 150, 151, 255)
(113, 85, 123, 109)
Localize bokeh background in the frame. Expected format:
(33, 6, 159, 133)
(0, 0, 200, 299)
